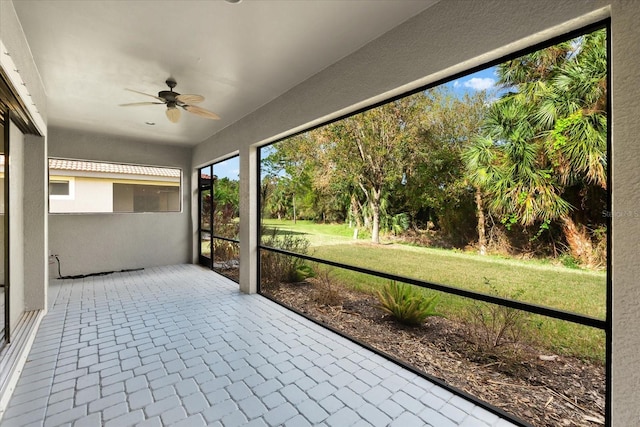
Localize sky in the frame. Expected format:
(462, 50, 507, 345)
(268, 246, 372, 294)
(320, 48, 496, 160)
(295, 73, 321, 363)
(447, 66, 501, 97)
(210, 156, 240, 181)
(211, 66, 501, 182)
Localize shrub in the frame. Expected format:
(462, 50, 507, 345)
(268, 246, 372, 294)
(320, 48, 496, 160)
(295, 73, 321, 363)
(465, 278, 531, 358)
(260, 227, 312, 290)
(308, 266, 342, 306)
(376, 281, 440, 326)
(212, 238, 238, 262)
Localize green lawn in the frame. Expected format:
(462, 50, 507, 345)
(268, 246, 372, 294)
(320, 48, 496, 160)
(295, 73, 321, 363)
(262, 219, 607, 361)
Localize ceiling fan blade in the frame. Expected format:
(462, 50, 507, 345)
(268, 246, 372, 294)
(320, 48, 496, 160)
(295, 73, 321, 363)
(166, 107, 181, 123)
(125, 88, 165, 102)
(176, 94, 205, 104)
(119, 102, 164, 107)
(184, 104, 220, 120)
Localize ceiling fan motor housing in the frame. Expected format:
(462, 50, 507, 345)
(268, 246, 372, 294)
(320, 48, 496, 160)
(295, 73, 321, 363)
(159, 90, 179, 103)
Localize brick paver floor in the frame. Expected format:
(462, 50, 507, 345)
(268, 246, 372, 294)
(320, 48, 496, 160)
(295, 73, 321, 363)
(2, 264, 516, 426)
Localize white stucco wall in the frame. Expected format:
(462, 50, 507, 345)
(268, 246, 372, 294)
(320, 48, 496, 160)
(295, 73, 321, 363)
(8, 121, 24, 330)
(47, 127, 192, 278)
(192, 1, 639, 425)
(49, 178, 112, 213)
(23, 134, 47, 312)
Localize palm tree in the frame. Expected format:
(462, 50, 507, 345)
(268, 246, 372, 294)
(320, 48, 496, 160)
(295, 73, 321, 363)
(463, 136, 499, 255)
(472, 29, 607, 266)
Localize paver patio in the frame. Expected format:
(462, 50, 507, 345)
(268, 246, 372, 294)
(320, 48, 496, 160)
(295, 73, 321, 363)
(1, 264, 515, 426)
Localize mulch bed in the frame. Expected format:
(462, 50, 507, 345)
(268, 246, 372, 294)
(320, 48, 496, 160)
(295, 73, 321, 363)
(263, 281, 605, 427)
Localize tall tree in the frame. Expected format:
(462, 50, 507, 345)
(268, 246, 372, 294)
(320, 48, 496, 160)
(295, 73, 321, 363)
(405, 88, 488, 244)
(314, 97, 421, 243)
(262, 135, 317, 223)
(471, 29, 607, 265)
(213, 177, 240, 239)
(463, 136, 499, 255)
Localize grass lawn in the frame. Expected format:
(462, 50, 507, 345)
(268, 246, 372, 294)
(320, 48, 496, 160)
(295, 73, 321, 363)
(262, 219, 607, 361)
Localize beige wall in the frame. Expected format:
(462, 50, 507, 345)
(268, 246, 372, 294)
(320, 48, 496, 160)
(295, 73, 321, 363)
(23, 134, 47, 312)
(48, 127, 191, 278)
(8, 121, 24, 330)
(49, 177, 112, 213)
(192, 1, 640, 425)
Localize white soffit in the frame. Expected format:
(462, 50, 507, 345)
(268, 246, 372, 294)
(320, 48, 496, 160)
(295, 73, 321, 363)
(12, 0, 438, 146)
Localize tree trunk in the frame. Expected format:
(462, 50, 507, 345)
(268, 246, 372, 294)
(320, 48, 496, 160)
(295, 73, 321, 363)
(292, 193, 297, 224)
(350, 194, 362, 229)
(475, 187, 487, 256)
(371, 188, 381, 244)
(560, 215, 594, 267)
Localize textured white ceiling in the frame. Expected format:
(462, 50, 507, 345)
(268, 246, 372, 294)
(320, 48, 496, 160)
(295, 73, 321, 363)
(13, 0, 437, 146)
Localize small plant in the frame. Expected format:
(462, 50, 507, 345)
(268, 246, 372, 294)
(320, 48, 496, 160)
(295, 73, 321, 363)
(376, 281, 440, 326)
(308, 266, 342, 306)
(292, 264, 315, 282)
(466, 278, 530, 358)
(559, 253, 580, 269)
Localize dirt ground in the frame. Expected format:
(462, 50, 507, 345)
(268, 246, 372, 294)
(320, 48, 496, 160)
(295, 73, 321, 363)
(263, 281, 605, 427)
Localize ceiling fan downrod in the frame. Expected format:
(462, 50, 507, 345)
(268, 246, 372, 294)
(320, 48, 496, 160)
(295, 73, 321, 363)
(159, 78, 179, 103)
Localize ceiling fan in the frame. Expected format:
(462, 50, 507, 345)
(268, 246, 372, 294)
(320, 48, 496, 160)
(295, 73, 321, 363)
(120, 78, 220, 123)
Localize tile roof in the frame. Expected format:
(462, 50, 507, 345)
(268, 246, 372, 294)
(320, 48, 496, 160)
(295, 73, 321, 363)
(48, 159, 180, 178)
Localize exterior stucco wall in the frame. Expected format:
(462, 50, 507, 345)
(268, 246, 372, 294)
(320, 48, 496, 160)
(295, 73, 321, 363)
(48, 127, 191, 278)
(8, 121, 24, 330)
(609, 2, 640, 424)
(192, 1, 639, 425)
(23, 134, 47, 312)
(49, 177, 112, 213)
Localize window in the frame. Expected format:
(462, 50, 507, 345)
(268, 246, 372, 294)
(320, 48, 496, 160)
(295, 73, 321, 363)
(48, 158, 181, 213)
(49, 180, 69, 196)
(113, 184, 180, 213)
(49, 179, 73, 198)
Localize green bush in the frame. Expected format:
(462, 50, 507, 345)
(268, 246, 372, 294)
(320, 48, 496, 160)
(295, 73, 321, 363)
(260, 227, 313, 289)
(559, 253, 580, 269)
(376, 281, 440, 326)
